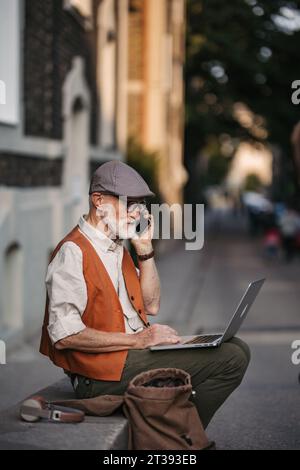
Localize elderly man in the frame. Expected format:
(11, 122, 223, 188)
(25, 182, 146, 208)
(40, 160, 250, 429)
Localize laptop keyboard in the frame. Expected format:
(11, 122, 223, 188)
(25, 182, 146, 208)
(183, 334, 222, 345)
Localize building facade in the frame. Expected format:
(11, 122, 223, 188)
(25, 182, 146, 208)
(127, 0, 187, 206)
(0, 0, 186, 346)
(0, 0, 128, 346)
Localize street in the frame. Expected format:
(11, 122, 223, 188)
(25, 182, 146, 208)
(157, 209, 300, 449)
(1, 209, 300, 449)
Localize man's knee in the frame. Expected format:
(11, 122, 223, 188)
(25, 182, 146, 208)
(229, 337, 251, 366)
(220, 339, 251, 381)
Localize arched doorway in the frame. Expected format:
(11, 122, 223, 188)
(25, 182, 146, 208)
(62, 56, 91, 225)
(2, 242, 23, 332)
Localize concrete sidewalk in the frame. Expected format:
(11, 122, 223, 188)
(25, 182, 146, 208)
(0, 378, 128, 450)
(155, 210, 300, 449)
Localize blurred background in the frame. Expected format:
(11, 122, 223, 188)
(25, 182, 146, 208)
(0, 0, 300, 449)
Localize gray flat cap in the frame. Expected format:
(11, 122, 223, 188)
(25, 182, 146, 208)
(89, 160, 155, 198)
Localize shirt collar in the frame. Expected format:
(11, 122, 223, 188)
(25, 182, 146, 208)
(78, 215, 123, 253)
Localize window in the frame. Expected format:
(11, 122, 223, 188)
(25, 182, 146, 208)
(0, 0, 20, 124)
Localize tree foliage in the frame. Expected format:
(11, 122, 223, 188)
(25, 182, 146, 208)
(185, 0, 300, 202)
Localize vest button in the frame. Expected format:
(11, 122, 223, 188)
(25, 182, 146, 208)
(131, 296, 135, 301)
(84, 379, 90, 386)
(138, 309, 142, 314)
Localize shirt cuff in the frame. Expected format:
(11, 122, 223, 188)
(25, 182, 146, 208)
(47, 317, 86, 345)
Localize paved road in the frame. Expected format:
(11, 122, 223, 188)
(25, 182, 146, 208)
(156, 209, 300, 449)
(1, 209, 299, 449)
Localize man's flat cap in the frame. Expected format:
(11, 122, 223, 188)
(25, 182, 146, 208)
(89, 160, 155, 198)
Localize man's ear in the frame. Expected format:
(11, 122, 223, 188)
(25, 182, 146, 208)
(91, 192, 103, 209)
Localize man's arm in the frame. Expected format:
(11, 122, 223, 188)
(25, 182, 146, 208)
(137, 252, 160, 315)
(45, 242, 88, 345)
(55, 324, 180, 352)
(131, 214, 160, 315)
(48, 238, 179, 352)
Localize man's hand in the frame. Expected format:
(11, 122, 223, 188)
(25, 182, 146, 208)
(130, 210, 160, 315)
(135, 324, 181, 349)
(131, 212, 154, 255)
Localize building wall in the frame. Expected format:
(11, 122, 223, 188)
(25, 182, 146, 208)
(127, 0, 145, 140)
(127, 0, 187, 206)
(0, 0, 126, 346)
(24, 0, 98, 143)
(0, 0, 186, 346)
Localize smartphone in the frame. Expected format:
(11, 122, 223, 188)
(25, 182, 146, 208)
(136, 208, 151, 235)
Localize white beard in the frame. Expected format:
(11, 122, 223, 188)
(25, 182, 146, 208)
(96, 204, 137, 240)
(103, 216, 137, 240)
(117, 220, 137, 239)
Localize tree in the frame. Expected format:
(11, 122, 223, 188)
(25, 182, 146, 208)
(185, 0, 300, 203)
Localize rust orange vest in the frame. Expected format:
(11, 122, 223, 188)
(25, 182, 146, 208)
(39, 226, 148, 381)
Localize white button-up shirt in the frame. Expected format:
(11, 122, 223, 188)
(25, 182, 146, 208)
(45, 215, 145, 344)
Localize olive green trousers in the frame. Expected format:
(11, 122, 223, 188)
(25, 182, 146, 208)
(74, 337, 250, 429)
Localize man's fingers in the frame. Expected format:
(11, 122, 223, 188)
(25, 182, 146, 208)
(170, 336, 181, 343)
(149, 324, 181, 347)
(161, 325, 179, 336)
(158, 331, 181, 342)
(152, 324, 179, 335)
(160, 334, 181, 345)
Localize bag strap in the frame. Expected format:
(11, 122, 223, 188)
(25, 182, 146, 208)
(20, 396, 85, 423)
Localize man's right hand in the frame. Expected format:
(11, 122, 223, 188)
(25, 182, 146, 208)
(135, 324, 181, 349)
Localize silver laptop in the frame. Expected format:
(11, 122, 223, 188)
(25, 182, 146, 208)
(150, 278, 265, 351)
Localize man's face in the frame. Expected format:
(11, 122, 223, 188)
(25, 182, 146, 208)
(95, 194, 146, 239)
